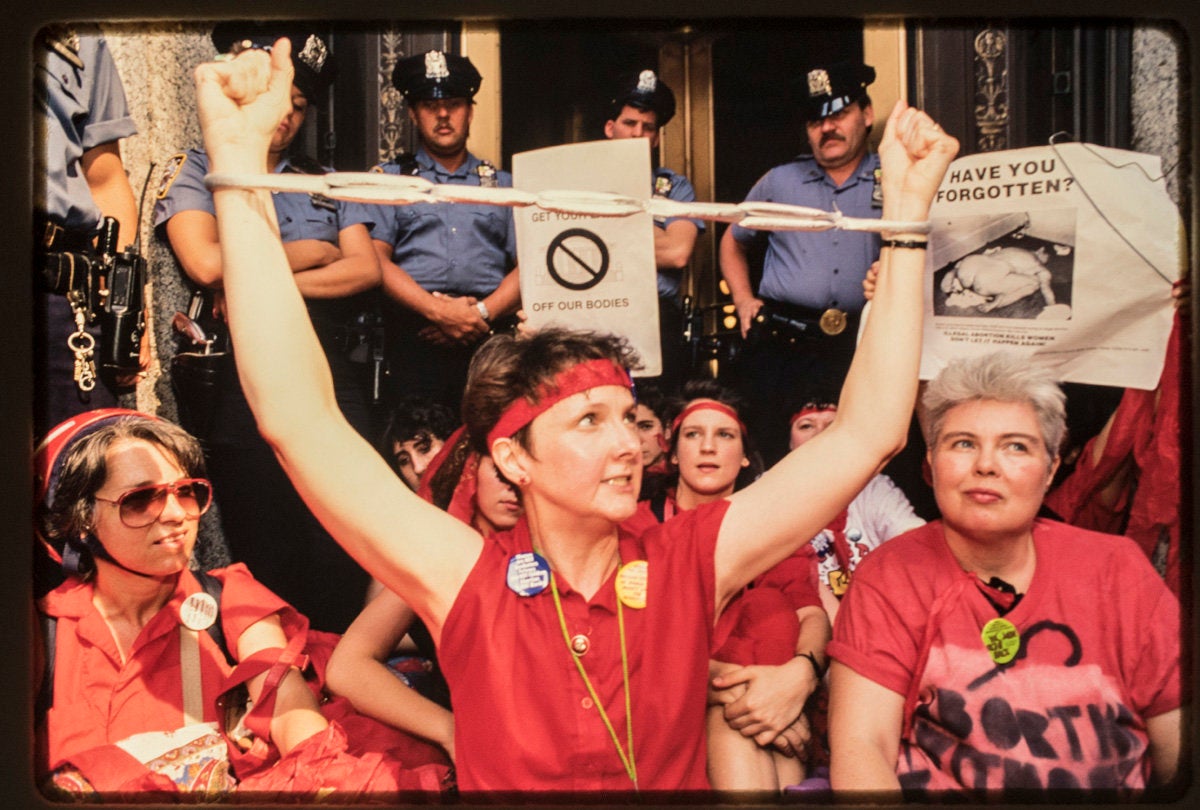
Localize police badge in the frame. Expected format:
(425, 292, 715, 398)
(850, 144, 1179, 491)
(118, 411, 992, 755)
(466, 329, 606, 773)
(425, 50, 450, 80)
(297, 34, 329, 74)
(807, 68, 832, 98)
(477, 162, 498, 188)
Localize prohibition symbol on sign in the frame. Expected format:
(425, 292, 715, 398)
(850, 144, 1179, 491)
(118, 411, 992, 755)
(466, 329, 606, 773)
(546, 228, 609, 291)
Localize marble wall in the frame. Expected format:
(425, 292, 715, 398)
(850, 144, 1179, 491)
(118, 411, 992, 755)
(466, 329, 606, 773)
(1131, 22, 1189, 218)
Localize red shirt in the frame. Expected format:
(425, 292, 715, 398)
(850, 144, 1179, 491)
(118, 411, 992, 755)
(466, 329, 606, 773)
(39, 564, 289, 773)
(439, 500, 728, 794)
(829, 519, 1181, 796)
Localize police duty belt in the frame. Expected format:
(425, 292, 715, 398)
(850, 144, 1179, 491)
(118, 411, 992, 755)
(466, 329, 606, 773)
(203, 171, 932, 235)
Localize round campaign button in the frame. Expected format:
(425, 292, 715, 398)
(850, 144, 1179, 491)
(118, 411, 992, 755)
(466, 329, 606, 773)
(570, 633, 590, 656)
(615, 560, 648, 609)
(981, 617, 1021, 665)
(507, 552, 551, 597)
(180, 591, 219, 631)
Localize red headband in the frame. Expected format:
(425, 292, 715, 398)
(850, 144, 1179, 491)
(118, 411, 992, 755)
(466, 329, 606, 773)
(789, 403, 838, 427)
(671, 400, 747, 437)
(487, 359, 632, 449)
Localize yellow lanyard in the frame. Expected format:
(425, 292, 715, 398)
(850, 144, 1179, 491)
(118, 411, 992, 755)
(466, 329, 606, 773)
(548, 568, 638, 789)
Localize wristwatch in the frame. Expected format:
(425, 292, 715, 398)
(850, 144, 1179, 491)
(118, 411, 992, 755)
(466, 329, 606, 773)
(475, 301, 491, 322)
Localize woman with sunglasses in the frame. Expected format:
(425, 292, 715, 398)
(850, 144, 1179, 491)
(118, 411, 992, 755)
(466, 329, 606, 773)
(193, 41, 959, 792)
(33, 409, 449, 798)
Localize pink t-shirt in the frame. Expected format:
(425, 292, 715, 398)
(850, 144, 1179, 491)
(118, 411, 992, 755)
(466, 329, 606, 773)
(829, 519, 1180, 797)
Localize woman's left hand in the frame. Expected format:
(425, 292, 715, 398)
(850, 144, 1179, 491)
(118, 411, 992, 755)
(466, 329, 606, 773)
(195, 37, 294, 174)
(710, 659, 818, 747)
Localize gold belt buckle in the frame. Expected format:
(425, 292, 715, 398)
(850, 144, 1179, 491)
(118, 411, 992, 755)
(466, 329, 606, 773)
(819, 308, 847, 336)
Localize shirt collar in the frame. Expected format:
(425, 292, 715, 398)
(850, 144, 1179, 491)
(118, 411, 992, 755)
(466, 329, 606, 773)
(416, 145, 477, 179)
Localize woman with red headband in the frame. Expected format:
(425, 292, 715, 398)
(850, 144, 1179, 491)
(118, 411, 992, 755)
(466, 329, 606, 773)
(630, 381, 829, 793)
(193, 40, 959, 793)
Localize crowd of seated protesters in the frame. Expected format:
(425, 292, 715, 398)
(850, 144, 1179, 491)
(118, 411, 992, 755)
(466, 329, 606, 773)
(29, 39, 1182, 802)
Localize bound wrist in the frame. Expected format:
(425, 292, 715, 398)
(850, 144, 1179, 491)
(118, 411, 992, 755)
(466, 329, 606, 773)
(475, 300, 491, 322)
(795, 650, 827, 679)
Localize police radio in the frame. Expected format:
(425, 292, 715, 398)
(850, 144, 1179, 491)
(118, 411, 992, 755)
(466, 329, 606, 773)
(96, 216, 146, 376)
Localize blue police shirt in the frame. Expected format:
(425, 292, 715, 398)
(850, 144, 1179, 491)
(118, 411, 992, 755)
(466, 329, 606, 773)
(369, 147, 517, 298)
(653, 167, 706, 300)
(730, 153, 881, 312)
(153, 148, 375, 239)
(153, 148, 377, 323)
(36, 30, 137, 230)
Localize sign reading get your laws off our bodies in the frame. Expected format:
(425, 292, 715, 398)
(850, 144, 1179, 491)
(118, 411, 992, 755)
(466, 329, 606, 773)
(513, 138, 661, 377)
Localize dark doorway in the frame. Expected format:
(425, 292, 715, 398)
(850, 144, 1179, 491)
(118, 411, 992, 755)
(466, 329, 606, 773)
(710, 19, 863, 206)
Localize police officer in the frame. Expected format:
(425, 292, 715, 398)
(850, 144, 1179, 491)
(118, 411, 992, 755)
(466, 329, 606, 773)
(604, 69, 705, 397)
(34, 24, 141, 437)
(370, 50, 520, 414)
(154, 24, 378, 632)
(719, 61, 881, 462)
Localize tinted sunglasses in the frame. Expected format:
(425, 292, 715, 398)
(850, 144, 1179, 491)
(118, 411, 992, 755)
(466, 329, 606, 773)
(93, 478, 213, 528)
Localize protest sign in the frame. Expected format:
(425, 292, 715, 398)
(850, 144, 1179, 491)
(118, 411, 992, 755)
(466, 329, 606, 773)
(915, 143, 1180, 390)
(513, 138, 661, 376)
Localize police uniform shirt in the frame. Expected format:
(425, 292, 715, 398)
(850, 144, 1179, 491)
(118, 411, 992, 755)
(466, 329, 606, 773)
(155, 149, 374, 240)
(370, 147, 517, 299)
(154, 148, 377, 325)
(36, 30, 138, 231)
(653, 167, 706, 300)
(730, 153, 881, 313)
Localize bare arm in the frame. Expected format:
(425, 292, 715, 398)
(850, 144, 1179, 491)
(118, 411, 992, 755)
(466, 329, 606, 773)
(828, 661, 904, 794)
(710, 605, 831, 751)
(480, 265, 522, 321)
(655, 219, 699, 270)
(374, 239, 489, 344)
(81, 141, 138, 250)
(718, 227, 763, 338)
(236, 614, 327, 755)
(326, 589, 455, 760)
(289, 222, 381, 299)
(196, 40, 481, 642)
(1146, 708, 1181, 787)
(714, 103, 959, 610)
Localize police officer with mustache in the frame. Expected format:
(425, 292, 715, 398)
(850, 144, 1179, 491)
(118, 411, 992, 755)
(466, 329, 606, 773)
(719, 61, 881, 462)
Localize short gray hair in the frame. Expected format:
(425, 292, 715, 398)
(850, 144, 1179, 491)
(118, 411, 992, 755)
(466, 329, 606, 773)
(921, 352, 1067, 461)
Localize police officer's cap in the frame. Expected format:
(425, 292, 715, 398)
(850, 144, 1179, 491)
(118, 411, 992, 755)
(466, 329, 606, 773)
(610, 69, 676, 127)
(392, 50, 482, 102)
(211, 22, 337, 103)
(796, 61, 875, 121)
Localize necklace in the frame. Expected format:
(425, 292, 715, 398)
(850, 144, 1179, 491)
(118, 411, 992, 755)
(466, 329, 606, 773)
(547, 559, 638, 789)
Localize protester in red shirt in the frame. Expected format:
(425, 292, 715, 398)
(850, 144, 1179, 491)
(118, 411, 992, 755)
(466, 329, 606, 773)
(193, 40, 958, 793)
(631, 380, 828, 793)
(33, 410, 449, 800)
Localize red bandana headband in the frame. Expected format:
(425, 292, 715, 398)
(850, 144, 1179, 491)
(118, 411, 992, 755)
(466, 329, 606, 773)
(789, 402, 838, 427)
(487, 358, 632, 449)
(671, 400, 747, 436)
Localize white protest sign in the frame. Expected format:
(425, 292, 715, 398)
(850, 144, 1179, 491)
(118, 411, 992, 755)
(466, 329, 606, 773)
(917, 143, 1179, 390)
(513, 138, 661, 376)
